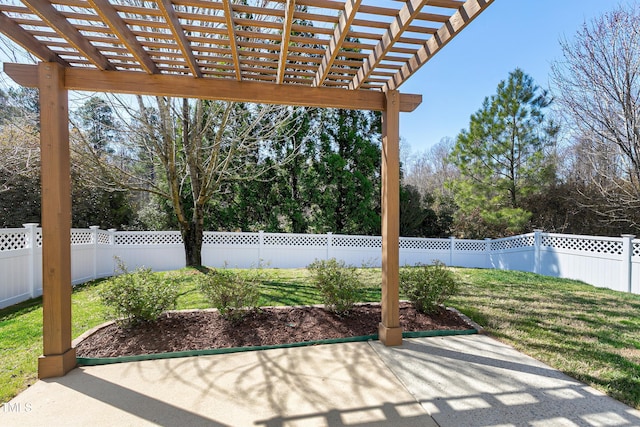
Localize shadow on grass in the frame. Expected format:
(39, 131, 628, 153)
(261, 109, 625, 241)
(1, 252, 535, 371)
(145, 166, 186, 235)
(0, 297, 43, 322)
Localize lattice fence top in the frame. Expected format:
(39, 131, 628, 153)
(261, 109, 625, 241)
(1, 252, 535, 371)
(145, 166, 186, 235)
(0, 229, 28, 251)
(204, 232, 260, 246)
(333, 235, 381, 248)
(491, 235, 535, 251)
(400, 237, 449, 250)
(456, 240, 487, 252)
(264, 233, 326, 247)
(3, 228, 638, 261)
(542, 235, 623, 255)
(96, 230, 111, 244)
(70, 229, 93, 245)
(115, 231, 183, 245)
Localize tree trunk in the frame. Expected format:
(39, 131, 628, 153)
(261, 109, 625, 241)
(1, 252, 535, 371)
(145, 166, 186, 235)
(182, 222, 203, 267)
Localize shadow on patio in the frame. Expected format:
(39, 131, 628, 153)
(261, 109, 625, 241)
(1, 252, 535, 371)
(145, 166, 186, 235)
(3, 336, 640, 426)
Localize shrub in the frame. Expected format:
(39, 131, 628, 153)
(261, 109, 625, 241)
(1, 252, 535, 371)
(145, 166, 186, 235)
(100, 260, 179, 325)
(307, 258, 362, 315)
(400, 261, 459, 314)
(197, 268, 260, 322)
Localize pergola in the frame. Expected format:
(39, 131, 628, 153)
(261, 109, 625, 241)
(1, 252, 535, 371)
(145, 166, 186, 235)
(1, 0, 493, 378)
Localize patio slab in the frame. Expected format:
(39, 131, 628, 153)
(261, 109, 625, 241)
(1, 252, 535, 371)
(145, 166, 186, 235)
(0, 341, 435, 427)
(371, 335, 640, 427)
(2, 335, 640, 426)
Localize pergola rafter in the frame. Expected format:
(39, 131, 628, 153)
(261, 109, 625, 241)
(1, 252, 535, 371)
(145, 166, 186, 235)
(20, 0, 116, 71)
(276, 0, 295, 84)
(87, 0, 159, 74)
(386, 0, 490, 91)
(0, 0, 494, 379)
(157, 0, 202, 78)
(312, 0, 362, 88)
(0, 0, 492, 90)
(221, 0, 241, 80)
(349, 0, 429, 91)
(0, 11, 69, 66)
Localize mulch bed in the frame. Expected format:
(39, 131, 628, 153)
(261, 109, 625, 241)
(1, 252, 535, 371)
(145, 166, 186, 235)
(75, 302, 474, 358)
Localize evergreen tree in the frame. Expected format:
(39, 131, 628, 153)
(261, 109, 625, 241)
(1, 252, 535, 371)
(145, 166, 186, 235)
(311, 109, 381, 235)
(450, 69, 558, 237)
(75, 96, 118, 153)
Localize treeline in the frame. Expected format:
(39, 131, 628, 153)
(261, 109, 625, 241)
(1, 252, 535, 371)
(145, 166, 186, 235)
(0, 88, 453, 238)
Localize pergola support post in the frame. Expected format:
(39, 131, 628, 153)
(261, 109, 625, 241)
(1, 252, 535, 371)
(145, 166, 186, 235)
(37, 62, 76, 378)
(379, 89, 402, 346)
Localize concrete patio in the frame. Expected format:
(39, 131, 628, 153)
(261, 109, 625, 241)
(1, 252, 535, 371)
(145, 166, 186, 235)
(2, 335, 640, 426)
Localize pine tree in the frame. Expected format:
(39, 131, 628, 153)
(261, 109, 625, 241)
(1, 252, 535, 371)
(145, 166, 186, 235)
(450, 69, 558, 237)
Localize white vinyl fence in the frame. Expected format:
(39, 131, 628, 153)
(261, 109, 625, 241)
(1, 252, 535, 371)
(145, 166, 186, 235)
(1, 225, 638, 309)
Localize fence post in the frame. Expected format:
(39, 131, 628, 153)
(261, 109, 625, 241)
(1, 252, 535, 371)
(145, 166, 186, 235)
(327, 232, 333, 260)
(533, 229, 543, 275)
(621, 234, 635, 293)
(108, 229, 117, 274)
(258, 231, 264, 266)
(23, 223, 39, 298)
(485, 238, 492, 269)
(449, 236, 455, 266)
(90, 226, 99, 280)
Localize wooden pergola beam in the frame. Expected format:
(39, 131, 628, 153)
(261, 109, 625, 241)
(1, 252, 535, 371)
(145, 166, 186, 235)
(157, 0, 202, 78)
(312, 0, 362, 88)
(0, 12, 69, 67)
(385, 0, 493, 91)
(276, 0, 296, 84)
(21, 0, 115, 71)
(221, 0, 242, 81)
(3, 63, 422, 112)
(37, 62, 76, 378)
(349, 0, 428, 90)
(87, 0, 159, 75)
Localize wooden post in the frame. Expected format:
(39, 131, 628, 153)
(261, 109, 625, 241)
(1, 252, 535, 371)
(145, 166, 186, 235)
(37, 62, 76, 378)
(379, 90, 402, 346)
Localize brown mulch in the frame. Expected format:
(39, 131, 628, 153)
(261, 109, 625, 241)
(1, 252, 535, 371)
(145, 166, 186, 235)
(75, 302, 474, 358)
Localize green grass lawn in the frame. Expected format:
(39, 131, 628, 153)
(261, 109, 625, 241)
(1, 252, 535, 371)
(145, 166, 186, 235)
(1, 267, 639, 410)
(449, 268, 640, 409)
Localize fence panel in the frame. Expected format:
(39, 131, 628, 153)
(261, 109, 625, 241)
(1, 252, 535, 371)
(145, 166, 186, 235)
(70, 229, 96, 285)
(260, 233, 328, 268)
(633, 241, 640, 294)
(2, 227, 639, 309)
(332, 235, 381, 267)
(453, 239, 491, 268)
(400, 237, 449, 267)
(539, 234, 626, 292)
(487, 234, 536, 272)
(202, 232, 261, 268)
(0, 228, 33, 308)
(0, 247, 31, 308)
(96, 230, 115, 278)
(113, 231, 185, 272)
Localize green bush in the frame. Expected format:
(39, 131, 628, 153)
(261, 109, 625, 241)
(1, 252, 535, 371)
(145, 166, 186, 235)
(100, 260, 179, 325)
(307, 258, 362, 315)
(400, 261, 459, 314)
(197, 268, 260, 322)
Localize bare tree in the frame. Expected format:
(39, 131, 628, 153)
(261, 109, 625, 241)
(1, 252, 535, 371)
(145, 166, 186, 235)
(403, 137, 459, 199)
(0, 118, 39, 194)
(551, 4, 640, 228)
(76, 96, 298, 266)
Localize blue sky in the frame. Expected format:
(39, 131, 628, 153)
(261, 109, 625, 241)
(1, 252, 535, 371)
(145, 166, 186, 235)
(399, 0, 629, 155)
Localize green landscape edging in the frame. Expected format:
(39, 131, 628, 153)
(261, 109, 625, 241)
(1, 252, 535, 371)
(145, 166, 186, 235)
(76, 328, 477, 366)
